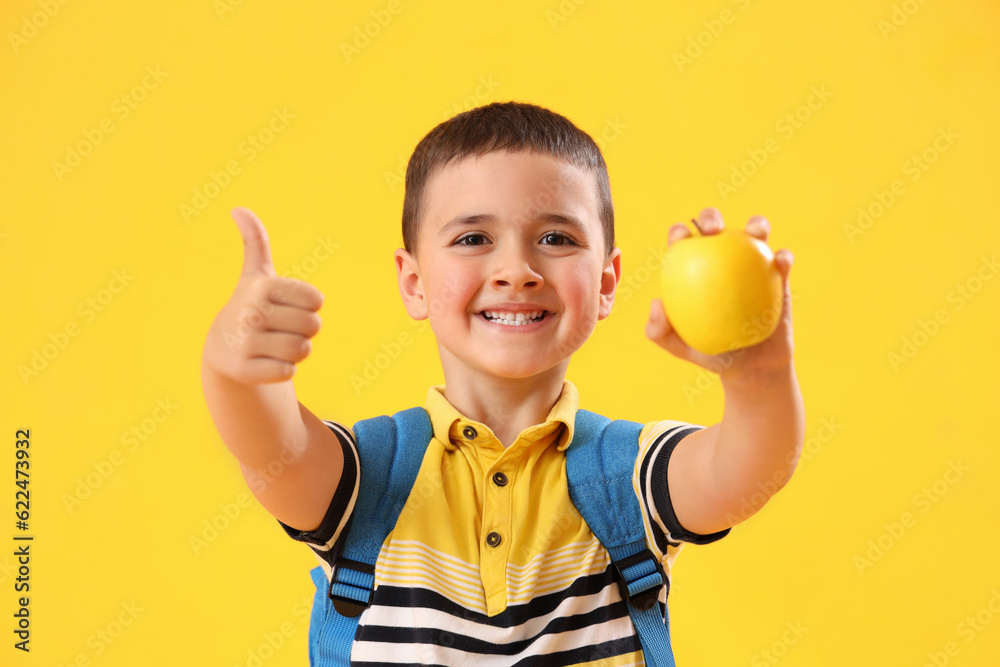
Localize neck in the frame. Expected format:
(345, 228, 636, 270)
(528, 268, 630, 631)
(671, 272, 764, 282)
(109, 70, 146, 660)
(439, 360, 569, 448)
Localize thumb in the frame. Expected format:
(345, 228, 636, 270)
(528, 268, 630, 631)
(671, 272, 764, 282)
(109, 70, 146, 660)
(646, 298, 693, 360)
(645, 298, 669, 341)
(646, 298, 680, 350)
(231, 207, 276, 277)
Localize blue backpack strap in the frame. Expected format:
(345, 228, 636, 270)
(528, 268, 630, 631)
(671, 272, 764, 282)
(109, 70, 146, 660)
(566, 409, 676, 667)
(311, 406, 433, 665)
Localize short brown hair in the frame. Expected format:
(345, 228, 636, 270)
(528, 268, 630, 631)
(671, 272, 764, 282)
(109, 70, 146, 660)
(401, 101, 615, 256)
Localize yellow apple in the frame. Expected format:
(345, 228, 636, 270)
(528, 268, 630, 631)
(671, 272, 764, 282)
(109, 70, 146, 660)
(660, 221, 783, 356)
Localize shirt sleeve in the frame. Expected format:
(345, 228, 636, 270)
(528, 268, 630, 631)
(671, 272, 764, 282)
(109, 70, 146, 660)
(275, 420, 360, 567)
(635, 420, 731, 554)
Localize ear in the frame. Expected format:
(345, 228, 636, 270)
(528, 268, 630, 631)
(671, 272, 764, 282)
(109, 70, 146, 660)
(395, 248, 428, 320)
(598, 247, 622, 320)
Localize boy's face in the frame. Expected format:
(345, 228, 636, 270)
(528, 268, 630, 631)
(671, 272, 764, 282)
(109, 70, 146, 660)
(395, 150, 621, 384)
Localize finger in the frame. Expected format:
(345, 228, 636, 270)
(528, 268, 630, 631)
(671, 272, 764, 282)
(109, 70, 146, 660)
(768, 248, 794, 331)
(245, 331, 313, 364)
(237, 357, 296, 384)
(774, 249, 793, 279)
(697, 207, 724, 234)
(235, 300, 321, 338)
(746, 215, 770, 241)
(260, 303, 322, 338)
(261, 277, 325, 311)
(232, 207, 276, 277)
(778, 253, 794, 332)
(667, 222, 692, 247)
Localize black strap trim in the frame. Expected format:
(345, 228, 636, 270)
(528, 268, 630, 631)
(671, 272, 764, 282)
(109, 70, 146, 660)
(275, 421, 359, 552)
(649, 426, 731, 545)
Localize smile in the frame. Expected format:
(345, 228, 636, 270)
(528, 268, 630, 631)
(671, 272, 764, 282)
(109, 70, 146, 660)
(479, 310, 548, 326)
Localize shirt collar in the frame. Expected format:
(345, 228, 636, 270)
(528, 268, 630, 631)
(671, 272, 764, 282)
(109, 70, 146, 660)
(424, 380, 579, 451)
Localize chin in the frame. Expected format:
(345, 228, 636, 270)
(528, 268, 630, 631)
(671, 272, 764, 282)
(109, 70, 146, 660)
(481, 358, 565, 381)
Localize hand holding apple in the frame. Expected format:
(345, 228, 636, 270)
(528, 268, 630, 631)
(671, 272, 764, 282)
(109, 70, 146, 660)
(661, 215, 782, 355)
(646, 208, 795, 381)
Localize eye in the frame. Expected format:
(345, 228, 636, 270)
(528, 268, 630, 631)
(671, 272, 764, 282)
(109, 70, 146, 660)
(454, 233, 490, 247)
(540, 232, 576, 246)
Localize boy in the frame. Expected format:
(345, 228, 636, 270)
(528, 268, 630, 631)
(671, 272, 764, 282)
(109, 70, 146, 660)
(201, 101, 804, 664)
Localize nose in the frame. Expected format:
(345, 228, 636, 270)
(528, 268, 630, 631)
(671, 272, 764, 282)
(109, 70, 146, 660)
(491, 243, 543, 290)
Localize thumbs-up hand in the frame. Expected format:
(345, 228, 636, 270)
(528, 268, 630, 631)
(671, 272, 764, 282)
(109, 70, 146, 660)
(202, 207, 324, 385)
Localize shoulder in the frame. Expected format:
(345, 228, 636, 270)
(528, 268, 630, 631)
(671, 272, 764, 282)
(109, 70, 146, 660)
(349, 407, 432, 446)
(320, 418, 357, 444)
(638, 418, 706, 443)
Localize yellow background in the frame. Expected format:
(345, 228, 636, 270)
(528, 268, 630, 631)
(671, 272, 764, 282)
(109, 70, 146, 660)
(2, 0, 999, 664)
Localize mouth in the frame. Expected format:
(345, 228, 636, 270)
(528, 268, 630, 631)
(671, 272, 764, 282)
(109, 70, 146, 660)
(478, 309, 550, 327)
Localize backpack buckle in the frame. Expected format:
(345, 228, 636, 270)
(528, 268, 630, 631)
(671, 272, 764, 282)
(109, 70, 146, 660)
(328, 557, 376, 618)
(613, 549, 666, 612)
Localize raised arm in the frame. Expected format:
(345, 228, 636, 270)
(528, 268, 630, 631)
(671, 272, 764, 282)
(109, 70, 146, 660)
(645, 207, 805, 535)
(201, 207, 343, 533)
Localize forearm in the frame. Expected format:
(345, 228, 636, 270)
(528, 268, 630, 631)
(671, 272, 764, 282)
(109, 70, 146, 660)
(200, 359, 311, 471)
(712, 362, 805, 519)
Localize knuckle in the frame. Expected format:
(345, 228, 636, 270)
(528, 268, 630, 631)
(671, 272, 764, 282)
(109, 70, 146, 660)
(247, 274, 274, 296)
(238, 300, 268, 324)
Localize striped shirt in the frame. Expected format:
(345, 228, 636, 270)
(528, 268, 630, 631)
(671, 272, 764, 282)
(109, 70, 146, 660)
(278, 381, 729, 665)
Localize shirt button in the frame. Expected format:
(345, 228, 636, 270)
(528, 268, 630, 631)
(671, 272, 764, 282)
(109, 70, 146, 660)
(486, 531, 502, 547)
(462, 426, 477, 440)
(491, 471, 508, 487)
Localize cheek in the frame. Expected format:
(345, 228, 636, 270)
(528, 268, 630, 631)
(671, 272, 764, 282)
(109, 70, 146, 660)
(559, 265, 603, 318)
(426, 269, 480, 321)
(551, 269, 602, 356)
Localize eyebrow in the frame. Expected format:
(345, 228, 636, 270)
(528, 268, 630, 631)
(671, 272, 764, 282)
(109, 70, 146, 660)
(438, 212, 589, 237)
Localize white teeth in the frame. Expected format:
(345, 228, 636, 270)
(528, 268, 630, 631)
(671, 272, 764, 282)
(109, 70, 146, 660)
(482, 310, 546, 326)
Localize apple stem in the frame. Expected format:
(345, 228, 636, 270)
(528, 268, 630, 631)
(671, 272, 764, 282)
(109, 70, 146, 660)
(690, 217, 705, 235)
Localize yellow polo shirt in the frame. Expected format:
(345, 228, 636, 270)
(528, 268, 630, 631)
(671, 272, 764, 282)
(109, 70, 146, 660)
(280, 380, 730, 665)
